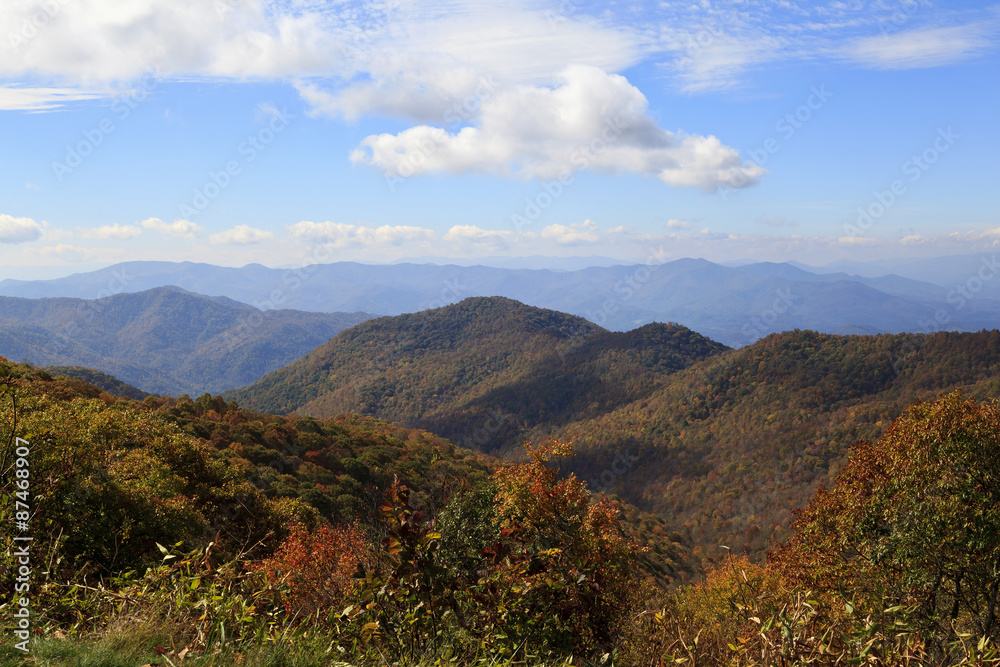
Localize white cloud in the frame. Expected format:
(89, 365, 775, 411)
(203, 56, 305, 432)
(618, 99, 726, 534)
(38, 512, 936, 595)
(0, 86, 104, 111)
(666, 218, 692, 229)
(443, 224, 519, 248)
(32, 244, 91, 261)
(78, 223, 142, 240)
(0, 214, 45, 243)
(141, 217, 202, 238)
(673, 35, 786, 93)
(350, 64, 765, 191)
(209, 224, 274, 245)
(756, 215, 797, 228)
(0, 0, 640, 117)
(541, 220, 601, 246)
(653, 4, 998, 92)
(0, 0, 345, 86)
(288, 220, 436, 248)
(900, 234, 928, 245)
(842, 24, 995, 69)
(838, 236, 878, 245)
(946, 227, 1000, 242)
(296, 0, 641, 123)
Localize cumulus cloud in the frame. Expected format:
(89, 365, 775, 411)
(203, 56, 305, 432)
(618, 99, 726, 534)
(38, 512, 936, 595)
(0, 0, 639, 117)
(350, 65, 765, 191)
(209, 225, 274, 245)
(78, 223, 142, 240)
(141, 217, 202, 238)
(0, 0, 345, 86)
(296, 0, 640, 123)
(0, 214, 45, 243)
(541, 219, 600, 246)
(288, 221, 435, 248)
(842, 24, 995, 70)
(666, 218, 692, 229)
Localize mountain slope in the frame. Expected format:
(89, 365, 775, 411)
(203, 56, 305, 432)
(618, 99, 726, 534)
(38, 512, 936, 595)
(547, 329, 1000, 564)
(43, 365, 150, 400)
(224, 296, 729, 450)
(0, 357, 696, 593)
(231, 303, 1000, 567)
(0, 287, 373, 395)
(5, 258, 999, 346)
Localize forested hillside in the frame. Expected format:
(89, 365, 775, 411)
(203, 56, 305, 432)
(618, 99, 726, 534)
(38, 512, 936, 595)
(553, 329, 1000, 565)
(228, 301, 1000, 567)
(6, 357, 1000, 664)
(0, 286, 372, 395)
(224, 296, 728, 449)
(0, 357, 690, 593)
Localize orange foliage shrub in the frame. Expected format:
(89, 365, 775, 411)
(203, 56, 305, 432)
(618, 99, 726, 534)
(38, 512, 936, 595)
(255, 521, 372, 619)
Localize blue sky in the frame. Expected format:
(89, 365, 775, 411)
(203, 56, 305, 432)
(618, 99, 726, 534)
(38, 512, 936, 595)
(0, 0, 998, 279)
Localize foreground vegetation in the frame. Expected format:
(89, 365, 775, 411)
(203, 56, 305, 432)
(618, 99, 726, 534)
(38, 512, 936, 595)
(224, 298, 1000, 569)
(3, 358, 1000, 664)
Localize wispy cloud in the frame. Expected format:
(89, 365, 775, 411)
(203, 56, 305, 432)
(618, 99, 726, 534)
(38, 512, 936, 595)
(841, 23, 996, 69)
(0, 86, 104, 111)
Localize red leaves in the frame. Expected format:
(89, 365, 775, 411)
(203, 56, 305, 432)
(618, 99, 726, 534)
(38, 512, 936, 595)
(254, 520, 371, 619)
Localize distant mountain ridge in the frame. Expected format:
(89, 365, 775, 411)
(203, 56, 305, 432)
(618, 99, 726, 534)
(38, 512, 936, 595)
(223, 296, 729, 449)
(0, 286, 372, 395)
(3, 257, 998, 346)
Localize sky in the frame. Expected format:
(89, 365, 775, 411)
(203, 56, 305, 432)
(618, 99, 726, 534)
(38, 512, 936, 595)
(0, 0, 998, 280)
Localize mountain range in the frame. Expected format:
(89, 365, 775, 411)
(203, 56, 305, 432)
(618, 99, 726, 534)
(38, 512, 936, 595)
(0, 286, 371, 395)
(225, 296, 1000, 566)
(4, 260, 1000, 566)
(223, 296, 728, 449)
(3, 257, 999, 347)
